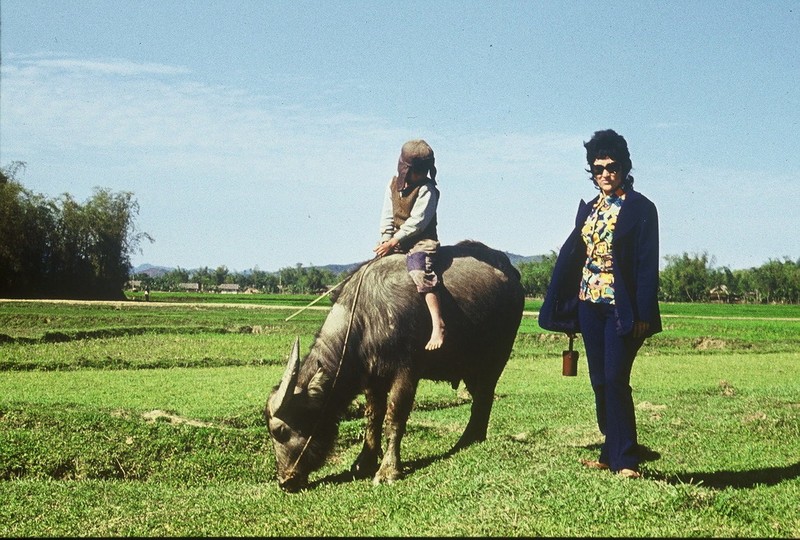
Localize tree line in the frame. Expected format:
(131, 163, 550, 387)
(3, 163, 798, 303)
(1, 163, 152, 299)
(134, 263, 339, 295)
(140, 250, 800, 304)
(517, 252, 800, 303)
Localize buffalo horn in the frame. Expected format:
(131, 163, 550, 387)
(270, 337, 301, 415)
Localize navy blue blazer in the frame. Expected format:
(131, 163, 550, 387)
(538, 189, 662, 338)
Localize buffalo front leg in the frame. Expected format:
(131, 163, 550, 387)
(351, 386, 386, 479)
(373, 373, 417, 485)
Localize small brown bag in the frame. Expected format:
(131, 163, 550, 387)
(562, 334, 578, 376)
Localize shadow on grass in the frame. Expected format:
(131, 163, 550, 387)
(583, 443, 663, 464)
(310, 449, 455, 489)
(649, 461, 800, 489)
(311, 445, 800, 491)
(583, 443, 800, 488)
(606, 444, 800, 489)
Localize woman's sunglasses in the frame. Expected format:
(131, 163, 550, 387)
(591, 162, 622, 176)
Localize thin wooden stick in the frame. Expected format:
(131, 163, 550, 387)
(284, 280, 345, 321)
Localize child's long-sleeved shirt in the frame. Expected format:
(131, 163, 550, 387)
(379, 178, 439, 245)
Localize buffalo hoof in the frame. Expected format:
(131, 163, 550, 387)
(350, 458, 379, 479)
(452, 431, 486, 453)
(372, 466, 402, 485)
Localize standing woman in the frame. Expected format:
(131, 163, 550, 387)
(538, 129, 662, 478)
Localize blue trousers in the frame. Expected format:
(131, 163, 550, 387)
(578, 300, 643, 472)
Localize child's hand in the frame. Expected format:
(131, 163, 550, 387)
(374, 238, 399, 257)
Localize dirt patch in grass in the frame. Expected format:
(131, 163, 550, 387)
(141, 409, 213, 427)
(693, 337, 727, 350)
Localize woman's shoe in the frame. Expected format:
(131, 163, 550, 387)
(579, 458, 610, 470)
(617, 468, 642, 479)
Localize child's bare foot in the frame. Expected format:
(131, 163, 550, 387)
(425, 325, 445, 350)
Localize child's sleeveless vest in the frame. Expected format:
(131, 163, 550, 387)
(390, 179, 438, 248)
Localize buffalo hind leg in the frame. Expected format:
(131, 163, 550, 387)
(452, 379, 497, 453)
(351, 386, 386, 479)
(374, 372, 417, 485)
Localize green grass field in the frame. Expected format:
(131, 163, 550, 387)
(1, 297, 798, 537)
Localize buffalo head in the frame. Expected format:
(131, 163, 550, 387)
(264, 337, 336, 492)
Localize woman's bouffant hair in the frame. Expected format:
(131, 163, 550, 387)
(584, 129, 634, 190)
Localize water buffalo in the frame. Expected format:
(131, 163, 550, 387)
(264, 240, 525, 491)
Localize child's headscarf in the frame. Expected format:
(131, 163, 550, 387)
(395, 139, 436, 191)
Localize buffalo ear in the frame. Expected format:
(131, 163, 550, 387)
(306, 367, 330, 407)
(268, 337, 302, 416)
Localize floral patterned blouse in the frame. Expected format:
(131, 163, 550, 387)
(579, 188, 626, 303)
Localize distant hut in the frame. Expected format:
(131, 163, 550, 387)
(218, 283, 240, 294)
(127, 280, 142, 291)
(709, 285, 730, 303)
(178, 282, 201, 292)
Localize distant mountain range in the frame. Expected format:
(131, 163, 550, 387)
(131, 264, 176, 278)
(132, 252, 545, 278)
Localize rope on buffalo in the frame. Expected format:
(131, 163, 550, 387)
(284, 257, 376, 482)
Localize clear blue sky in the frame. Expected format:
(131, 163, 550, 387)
(2, 0, 798, 272)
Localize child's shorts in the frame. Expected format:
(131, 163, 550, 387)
(405, 239, 440, 293)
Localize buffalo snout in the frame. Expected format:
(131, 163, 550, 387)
(278, 473, 308, 493)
